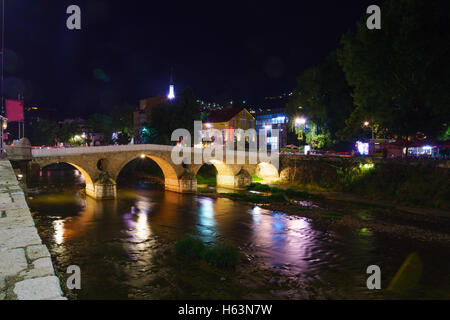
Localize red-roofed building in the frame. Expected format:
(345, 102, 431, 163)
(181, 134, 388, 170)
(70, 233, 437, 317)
(202, 106, 255, 146)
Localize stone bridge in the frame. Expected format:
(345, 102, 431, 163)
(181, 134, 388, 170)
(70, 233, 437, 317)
(29, 145, 281, 199)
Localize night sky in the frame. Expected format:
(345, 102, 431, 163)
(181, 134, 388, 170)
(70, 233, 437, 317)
(4, 0, 381, 118)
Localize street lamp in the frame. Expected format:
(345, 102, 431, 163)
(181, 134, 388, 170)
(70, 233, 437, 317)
(295, 117, 307, 150)
(296, 117, 306, 126)
(363, 121, 375, 140)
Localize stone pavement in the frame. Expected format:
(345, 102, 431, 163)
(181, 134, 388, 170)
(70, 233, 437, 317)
(0, 159, 66, 300)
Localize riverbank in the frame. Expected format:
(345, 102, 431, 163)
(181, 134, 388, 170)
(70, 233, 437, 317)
(279, 157, 450, 210)
(0, 159, 66, 300)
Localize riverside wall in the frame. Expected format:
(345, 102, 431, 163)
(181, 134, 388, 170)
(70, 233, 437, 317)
(0, 159, 66, 300)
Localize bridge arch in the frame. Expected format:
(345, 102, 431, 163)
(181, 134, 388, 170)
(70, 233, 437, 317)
(112, 153, 190, 193)
(37, 161, 94, 187)
(256, 162, 280, 182)
(35, 161, 97, 198)
(193, 160, 252, 190)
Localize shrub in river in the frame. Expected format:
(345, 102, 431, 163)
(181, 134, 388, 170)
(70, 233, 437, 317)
(173, 236, 206, 260)
(202, 243, 239, 270)
(284, 187, 314, 199)
(224, 192, 286, 203)
(174, 237, 240, 270)
(246, 183, 272, 192)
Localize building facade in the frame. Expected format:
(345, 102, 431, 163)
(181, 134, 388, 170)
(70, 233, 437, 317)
(255, 108, 289, 150)
(202, 106, 256, 147)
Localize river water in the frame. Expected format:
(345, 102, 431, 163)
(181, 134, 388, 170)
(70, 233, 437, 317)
(28, 167, 450, 300)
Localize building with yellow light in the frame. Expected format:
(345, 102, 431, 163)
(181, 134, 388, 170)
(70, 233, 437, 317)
(202, 106, 256, 146)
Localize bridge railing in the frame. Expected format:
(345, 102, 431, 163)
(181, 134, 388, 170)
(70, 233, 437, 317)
(31, 144, 175, 157)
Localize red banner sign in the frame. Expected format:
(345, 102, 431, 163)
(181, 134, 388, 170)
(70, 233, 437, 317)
(6, 99, 24, 122)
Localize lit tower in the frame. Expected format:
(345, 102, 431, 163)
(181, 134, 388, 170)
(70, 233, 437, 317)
(167, 68, 175, 100)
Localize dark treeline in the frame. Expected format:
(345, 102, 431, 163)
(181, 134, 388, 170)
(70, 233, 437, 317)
(287, 0, 450, 149)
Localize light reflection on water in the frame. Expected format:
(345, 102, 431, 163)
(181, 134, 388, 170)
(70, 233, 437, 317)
(29, 169, 450, 300)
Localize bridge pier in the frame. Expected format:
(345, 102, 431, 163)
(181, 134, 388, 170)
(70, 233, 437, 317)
(86, 181, 117, 200)
(217, 169, 252, 190)
(165, 172, 197, 193)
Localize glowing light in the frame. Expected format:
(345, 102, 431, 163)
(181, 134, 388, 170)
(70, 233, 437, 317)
(265, 125, 272, 130)
(360, 163, 375, 170)
(140, 154, 146, 159)
(206, 123, 212, 128)
(295, 117, 306, 125)
(356, 141, 369, 155)
(364, 121, 370, 127)
(304, 145, 311, 155)
(168, 85, 175, 100)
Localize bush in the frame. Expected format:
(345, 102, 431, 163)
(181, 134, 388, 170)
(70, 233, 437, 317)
(284, 187, 314, 199)
(173, 236, 206, 260)
(246, 183, 272, 192)
(173, 237, 240, 270)
(203, 243, 239, 270)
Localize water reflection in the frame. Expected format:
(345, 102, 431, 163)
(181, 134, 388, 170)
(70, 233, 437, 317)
(197, 198, 216, 241)
(249, 207, 317, 273)
(29, 169, 450, 300)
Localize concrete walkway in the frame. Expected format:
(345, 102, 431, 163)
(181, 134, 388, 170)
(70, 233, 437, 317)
(0, 159, 66, 300)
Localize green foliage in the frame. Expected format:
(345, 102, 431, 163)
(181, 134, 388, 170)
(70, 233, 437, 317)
(224, 192, 287, 203)
(203, 243, 239, 270)
(251, 174, 263, 182)
(196, 164, 218, 185)
(246, 183, 272, 192)
(29, 118, 81, 146)
(287, 52, 354, 146)
(337, 0, 450, 141)
(173, 236, 206, 260)
(247, 183, 313, 202)
(174, 237, 239, 270)
(142, 87, 201, 145)
(88, 104, 135, 145)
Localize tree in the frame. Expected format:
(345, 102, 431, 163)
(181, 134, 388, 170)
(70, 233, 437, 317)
(141, 87, 201, 145)
(287, 52, 354, 147)
(169, 87, 201, 141)
(111, 104, 134, 139)
(30, 118, 59, 146)
(337, 0, 450, 143)
(87, 113, 113, 145)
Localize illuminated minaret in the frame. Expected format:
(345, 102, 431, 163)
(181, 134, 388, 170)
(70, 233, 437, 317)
(167, 68, 175, 100)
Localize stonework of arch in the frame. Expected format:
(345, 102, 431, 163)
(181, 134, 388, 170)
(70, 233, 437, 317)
(256, 162, 280, 182)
